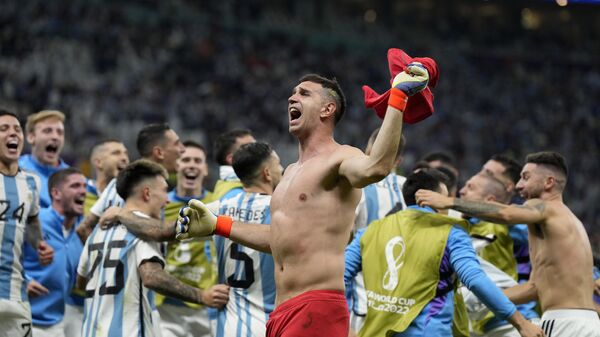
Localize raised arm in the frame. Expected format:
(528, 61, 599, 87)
(176, 200, 271, 253)
(138, 260, 229, 308)
(76, 213, 99, 244)
(415, 190, 547, 225)
(339, 64, 429, 188)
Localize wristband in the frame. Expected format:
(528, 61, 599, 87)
(388, 88, 408, 112)
(215, 216, 233, 238)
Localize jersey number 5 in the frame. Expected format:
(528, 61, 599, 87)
(227, 243, 254, 289)
(86, 240, 127, 297)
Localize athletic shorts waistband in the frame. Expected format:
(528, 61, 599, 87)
(542, 309, 598, 320)
(274, 290, 346, 314)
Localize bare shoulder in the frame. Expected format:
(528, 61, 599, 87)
(336, 144, 364, 160)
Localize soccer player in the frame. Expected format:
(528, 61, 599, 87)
(19, 110, 69, 208)
(212, 128, 256, 199)
(159, 140, 229, 337)
(417, 151, 600, 336)
(76, 123, 185, 242)
(214, 142, 282, 337)
(177, 66, 431, 336)
(23, 168, 86, 337)
(76, 160, 228, 337)
(349, 129, 407, 332)
(459, 172, 539, 337)
(83, 139, 129, 215)
(344, 169, 542, 337)
(0, 110, 54, 337)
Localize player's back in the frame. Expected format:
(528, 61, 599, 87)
(529, 200, 595, 311)
(215, 192, 275, 337)
(79, 223, 161, 337)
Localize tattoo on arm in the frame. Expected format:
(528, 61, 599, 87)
(452, 198, 506, 217)
(120, 212, 175, 241)
(26, 216, 42, 247)
(139, 262, 201, 304)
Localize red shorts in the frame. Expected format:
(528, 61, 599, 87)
(266, 290, 349, 337)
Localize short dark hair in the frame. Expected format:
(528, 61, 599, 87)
(136, 123, 171, 158)
(214, 128, 253, 165)
(116, 159, 167, 200)
(411, 160, 431, 173)
(367, 128, 406, 158)
(89, 138, 123, 159)
(232, 142, 273, 186)
(402, 168, 449, 206)
(48, 167, 84, 200)
(183, 140, 206, 154)
(435, 165, 457, 193)
(0, 109, 19, 120)
(525, 151, 568, 179)
(299, 74, 346, 125)
(490, 154, 522, 184)
(422, 151, 455, 166)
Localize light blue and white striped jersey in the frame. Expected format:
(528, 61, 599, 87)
(0, 170, 40, 302)
(214, 192, 275, 337)
(89, 178, 123, 217)
(355, 172, 407, 230)
(77, 211, 164, 337)
(350, 172, 406, 325)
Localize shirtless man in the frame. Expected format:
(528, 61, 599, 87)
(416, 151, 600, 337)
(176, 66, 430, 336)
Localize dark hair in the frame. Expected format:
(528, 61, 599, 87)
(213, 128, 253, 165)
(411, 160, 431, 173)
(0, 109, 19, 120)
(299, 74, 346, 125)
(136, 123, 171, 158)
(435, 165, 457, 193)
(525, 151, 568, 178)
(183, 140, 206, 154)
(48, 168, 84, 200)
(402, 168, 449, 206)
(89, 138, 123, 159)
(490, 154, 522, 184)
(367, 128, 406, 158)
(422, 151, 455, 166)
(232, 142, 273, 185)
(116, 159, 167, 200)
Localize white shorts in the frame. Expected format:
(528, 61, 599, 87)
(0, 299, 32, 337)
(32, 321, 64, 337)
(63, 304, 83, 337)
(158, 303, 210, 337)
(540, 309, 600, 337)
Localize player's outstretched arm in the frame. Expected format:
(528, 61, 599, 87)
(99, 206, 176, 242)
(339, 63, 429, 188)
(503, 281, 538, 305)
(415, 190, 547, 225)
(176, 200, 271, 253)
(138, 261, 229, 308)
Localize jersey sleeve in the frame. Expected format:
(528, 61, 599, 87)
(344, 228, 365, 285)
(90, 179, 116, 216)
(134, 239, 165, 269)
(354, 191, 367, 231)
(508, 224, 529, 246)
(447, 225, 517, 321)
(28, 173, 42, 217)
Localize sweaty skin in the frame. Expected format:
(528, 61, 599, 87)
(416, 164, 595, 313)
(269, 145, 361, 304)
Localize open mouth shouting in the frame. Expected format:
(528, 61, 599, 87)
(6, 138, 20, 156)
(289, 106, 302, 123)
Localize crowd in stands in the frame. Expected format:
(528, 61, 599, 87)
(0, 0, 598, 253)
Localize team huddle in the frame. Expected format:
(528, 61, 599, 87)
(0, 58, 599, 337)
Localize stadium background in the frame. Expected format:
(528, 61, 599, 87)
(0, 0, 598, 255)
